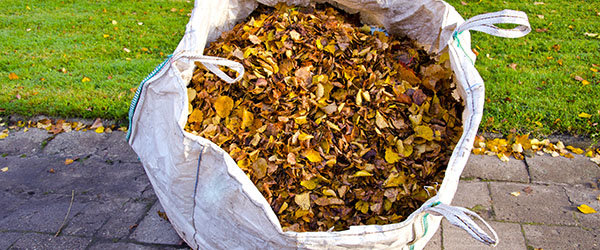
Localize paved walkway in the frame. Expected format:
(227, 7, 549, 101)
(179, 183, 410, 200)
(0, 128, 598, 249)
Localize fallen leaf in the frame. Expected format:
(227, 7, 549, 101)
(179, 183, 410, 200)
(352, 170, 373, 177)
(48, 168, 55, 173)
(213, 96, 234, 118)
(533, 1, 545, 5)
(294, 192, 311, 210)
(384, 147, 401, 164)
(582, 80, 590, 86)
(536, 15, 544, 19)
(508, 63, 517, 70)
(0, 131, 9, 139)
(81, 77, 91, 83)
(414, 126, 434, 141)
(510, 191, 521, 197)
(300, 179, 318, 190)
(577, 204, 597, 214)
(123, 47, 131, 53)
(304, 149, 322, 163)
(1, 167, 7, 172)
(111, 20, 117, 25)
(591, 67, 598, 73)
(8, 72, 19, 80)
(584, 32, 599, 38)
(574, 75, 584, 82)
(579, 112, 592, 118)
(248, 34, 261, 45)
(95, 126, 105, 133)
(65, 158, 74, 165)
(523, 186, 533, 194)
(90, 118, 103, 129)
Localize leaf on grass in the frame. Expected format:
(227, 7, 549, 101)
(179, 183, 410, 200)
(214, 96, 234, 118)
(294, 192, 311, 210)
(578, 204, 597, 214)
(82, 77, 91, 83)
(8, 72, 19, 80)
(579, 112, 592, 118)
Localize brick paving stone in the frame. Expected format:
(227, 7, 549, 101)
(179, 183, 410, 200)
(9, 232, 92, 249)
(423, 227, 442, 250)
(0, 129, 50, 156)
(527, 154, 600, 185)
(0, 195, 87, 233)
(489, 182, 576, 225)
(452, 181, 493, 219)
(130, 202, 183, 245)
(522, 224, 600, 249)
(563, 185, 600, 230)
(442, 221, 525, 250)
(462, 154, 529, 182)
(95, 200, 152, 240)
(0, 232, 22, 249)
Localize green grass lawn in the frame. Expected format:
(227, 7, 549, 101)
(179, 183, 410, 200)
(445, 0, 600, 138)
(1, 0, 599, 137)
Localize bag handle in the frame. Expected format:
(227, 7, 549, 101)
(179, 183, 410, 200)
(424, 202, 499, 246)
(195, 55, 244, 83)
(455, 9, 531, 38)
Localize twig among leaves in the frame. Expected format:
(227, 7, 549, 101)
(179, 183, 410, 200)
(55, 190, 75, 237)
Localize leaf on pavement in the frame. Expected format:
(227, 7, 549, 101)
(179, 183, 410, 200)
(577, 204, 597, 214)
(65, 158, 74, 165)
(1, 167, 7, 172)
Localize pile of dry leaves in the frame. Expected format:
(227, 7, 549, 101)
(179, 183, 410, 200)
(185, 4, 463, 231)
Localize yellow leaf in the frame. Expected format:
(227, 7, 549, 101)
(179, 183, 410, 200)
(188, 109, 204, 124)
(241, 109, 254, 129)
(316, 38, 324, 50)
(566, 145, 584, 154)
(510, 191, 520, 197)
(579, 112, 592, 118)
(352, 170, 373, 177)
(8, 72, 19, 80)
(324, 44, 336, 54)
(213, 96, 234, 118)
(355, 200, 369, 214)
(278, 202, 288, 214)
(414, 126, 434, 141)
(294, 192, 311, 210)
(578, 204, 597, 214)
(298, 132, 314, 141)
(103, 34, 110, 38)
(1, 167, 7, 172)
(582, 80, 590, 86)
(65, 158, 74, 165)
(82, 77, 91, 83)
(305, 149, 322, 163)
(0, 132, 8, 139)
(592, 67, 599, 72)
(300, 179, 318, 190)
(385, 147, 401, 163)
(323, 189, 337, 196)
(325, 121, 341, 131)
(294, 116, 308, 125)
(383, 172, 407, 188)
(95, 126, 105, 133)
(498, 153, 509, 162)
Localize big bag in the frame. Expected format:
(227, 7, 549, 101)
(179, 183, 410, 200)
(127, 0, 530, 249)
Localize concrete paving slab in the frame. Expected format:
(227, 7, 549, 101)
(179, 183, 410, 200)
(522, 224, 600, 249)
(0, 155, 57, 195)
(42, 130, 109, 157)
(563, 185, 600, 230)
(96, 200, 152, 240)
(0, 191, 30, 221)
(62, 199, 131, 237)
(0, 195, 86, 233)
(462, 154, 529, 182)
(0, 232, 22, 249)
(452, 181, 493, 219)
(423, 227, 442, 250)
(489, 182, 576, 225)
(442, 221, 525, 250)
(527, 154, 600, 185)
(88, 241, 179, 250)
(130, 201, 182, 245)
(9, 232, 92, 249)
(0, 129, 50, 156)
(97, 131, 140, 163)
